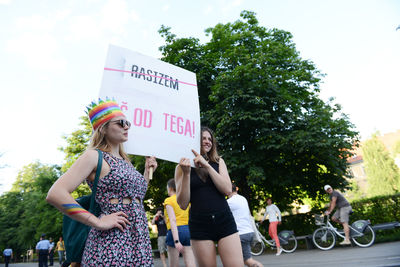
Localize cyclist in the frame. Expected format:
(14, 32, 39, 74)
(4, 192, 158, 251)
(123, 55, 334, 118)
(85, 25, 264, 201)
(324, 185, 352, 245)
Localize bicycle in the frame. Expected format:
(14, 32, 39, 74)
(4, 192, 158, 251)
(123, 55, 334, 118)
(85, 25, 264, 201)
(312, 214, 375, 250)
(250, 222, 297, 256)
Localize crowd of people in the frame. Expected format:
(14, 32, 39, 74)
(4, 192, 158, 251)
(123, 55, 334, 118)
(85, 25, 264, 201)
(37, 99, 352, 266)
(1, 236, 65, 267)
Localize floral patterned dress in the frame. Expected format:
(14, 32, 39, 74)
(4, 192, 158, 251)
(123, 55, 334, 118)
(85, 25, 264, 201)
(82, 152, 153, 266)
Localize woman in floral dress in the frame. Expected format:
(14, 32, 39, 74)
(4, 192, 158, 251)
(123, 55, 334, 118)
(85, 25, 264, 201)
(47, 99, 157, 266)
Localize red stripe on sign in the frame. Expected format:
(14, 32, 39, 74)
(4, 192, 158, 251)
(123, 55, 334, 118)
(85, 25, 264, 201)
(104, 67, 198, 87)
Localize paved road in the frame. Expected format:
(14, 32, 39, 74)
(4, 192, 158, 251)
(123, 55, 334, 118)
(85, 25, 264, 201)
(3, 241, 400, 267)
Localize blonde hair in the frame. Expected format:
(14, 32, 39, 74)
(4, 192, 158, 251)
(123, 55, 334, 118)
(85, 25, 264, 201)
(201, 127, 220, 163)
(88, 121, 130, 161)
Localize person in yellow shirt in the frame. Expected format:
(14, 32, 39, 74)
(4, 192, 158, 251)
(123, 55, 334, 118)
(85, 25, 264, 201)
(56, 237, 65, 266)
(164, 179, 195, 267)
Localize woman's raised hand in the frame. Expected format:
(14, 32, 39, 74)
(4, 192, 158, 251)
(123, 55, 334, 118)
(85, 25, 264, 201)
(145, 156, 158, 172)
(178, 158, 191, 175)
(191, 149, 209, 168)
(95, 211, 130, 231)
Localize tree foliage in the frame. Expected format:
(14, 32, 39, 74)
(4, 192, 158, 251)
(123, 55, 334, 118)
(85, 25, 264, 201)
(0, 152, 9, 187)
(159, 10, 359, 210)
(58, 115, 93, 197)
(59, 116, 92, 173)
(363, 134, 400, 197)
(0, 162, 61, 258)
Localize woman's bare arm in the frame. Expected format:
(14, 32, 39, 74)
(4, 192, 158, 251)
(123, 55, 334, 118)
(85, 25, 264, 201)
(166, 204, 184, 253)
(46, 149, 130, 231)
(175, 158, 191, 210)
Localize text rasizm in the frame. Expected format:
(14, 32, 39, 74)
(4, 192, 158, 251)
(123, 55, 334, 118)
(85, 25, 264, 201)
(131, 65, 179, 90)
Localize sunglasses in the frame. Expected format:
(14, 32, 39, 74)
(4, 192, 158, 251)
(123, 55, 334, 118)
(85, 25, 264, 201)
(111, 119, 131, 128)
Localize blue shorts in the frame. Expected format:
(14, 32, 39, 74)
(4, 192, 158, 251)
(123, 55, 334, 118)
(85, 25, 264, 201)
(166, 225, 191, 247)
(240, 233, 253, 261)
(189, 208, 238, 242)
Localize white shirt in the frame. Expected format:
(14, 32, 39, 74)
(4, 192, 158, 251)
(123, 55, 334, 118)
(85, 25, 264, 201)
(262, 204, 281, 222)
(227, 193, 254, 235)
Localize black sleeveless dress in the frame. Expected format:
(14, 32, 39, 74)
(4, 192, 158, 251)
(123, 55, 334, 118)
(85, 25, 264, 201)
(188, 162, 238, 241)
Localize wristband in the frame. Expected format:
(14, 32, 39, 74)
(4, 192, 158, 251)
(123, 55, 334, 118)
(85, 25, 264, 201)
(174, 240, 179, 244)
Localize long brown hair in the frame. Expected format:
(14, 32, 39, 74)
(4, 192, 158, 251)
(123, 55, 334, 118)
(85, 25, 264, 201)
(201, 127, 220, 163)
(88, 121, 130, 161)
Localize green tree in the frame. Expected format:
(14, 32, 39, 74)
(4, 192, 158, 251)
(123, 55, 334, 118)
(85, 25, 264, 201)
(159, 11, 359, 210)
(0, 191, 25, 256)
(59, 116, 92, 173)
(0, 152, 9, 187)
(58, 115, 93, 197)
(0, 162, 61, 258)
(363, 134, 400, 196)
(345, 179, 365, 201)
(392, 139, 400, 156)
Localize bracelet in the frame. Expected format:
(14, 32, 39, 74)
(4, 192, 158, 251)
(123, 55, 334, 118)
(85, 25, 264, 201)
(174, 240, 179, 244)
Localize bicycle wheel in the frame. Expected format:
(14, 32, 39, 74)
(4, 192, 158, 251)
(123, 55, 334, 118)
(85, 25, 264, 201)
(352, 225, 375, 248)
(312, 228, 336, 250)
(250, 241, 265, 256)
(280, 233, 297, 253)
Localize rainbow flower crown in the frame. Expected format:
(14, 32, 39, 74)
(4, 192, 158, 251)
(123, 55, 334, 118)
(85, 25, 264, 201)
(86, 98, 125, 130)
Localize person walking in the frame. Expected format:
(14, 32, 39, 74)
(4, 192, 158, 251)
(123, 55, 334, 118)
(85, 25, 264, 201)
(324, 184, 353, 245)
(36, 234, 51, 267)
(55, 237, 65, 266)
(175, 127, 243, 267)
(3, 246, 13, 267)
(46, 99, 158, 266)
(260, 197, 282, 255)
(48, 237, 54, 266)
(151, 207, 168, 267)
(227, 183, 263, 267)
(164, 178, 196, 267)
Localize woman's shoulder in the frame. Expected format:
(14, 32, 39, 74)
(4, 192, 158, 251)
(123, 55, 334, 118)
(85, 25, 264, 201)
(81, 148, 101, 158)
(72, 149, 100, 168)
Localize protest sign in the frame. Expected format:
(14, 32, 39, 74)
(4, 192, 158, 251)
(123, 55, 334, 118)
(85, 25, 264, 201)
(99, 44, 200, 165)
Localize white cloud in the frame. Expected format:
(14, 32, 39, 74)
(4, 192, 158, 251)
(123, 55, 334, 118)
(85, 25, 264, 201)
(100, 0, 130, 35)
(0, 0, 12, 5)
(162, 4, 170, 12)
(6, 32, 66, 71)
(66, 15, 103, 42)
(65, 0, 138, 43)
(131, 9, 141, 22)
(203, 5, 213, 15)
(14, 15, 56, 32)
(232, 0, 242, 7)
(5, 13, 71, 71)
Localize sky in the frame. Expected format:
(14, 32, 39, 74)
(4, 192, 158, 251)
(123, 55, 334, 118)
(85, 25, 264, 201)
(0, 0, 399, 194)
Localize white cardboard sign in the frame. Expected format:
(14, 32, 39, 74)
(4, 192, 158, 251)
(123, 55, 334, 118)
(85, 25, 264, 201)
(99, 44, 200, 165)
